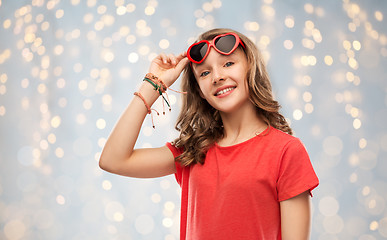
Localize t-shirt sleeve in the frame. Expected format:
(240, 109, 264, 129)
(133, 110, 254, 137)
(165, 142, 184, 186)
(277, 138, 319, 202)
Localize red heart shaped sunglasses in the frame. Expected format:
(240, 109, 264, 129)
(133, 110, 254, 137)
(187, 32, 246, 64)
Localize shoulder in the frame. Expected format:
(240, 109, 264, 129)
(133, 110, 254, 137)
(261, 127, 308, 156)
(269, 126, 294, 138)
(265, 126, 300, 145)
(166, 142, 184, 158)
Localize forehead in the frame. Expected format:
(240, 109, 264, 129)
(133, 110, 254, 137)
(193, 47, 246, 66)
(191, 47, 247, 77)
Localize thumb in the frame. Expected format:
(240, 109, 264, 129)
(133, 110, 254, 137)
(174, 57, 190, 73)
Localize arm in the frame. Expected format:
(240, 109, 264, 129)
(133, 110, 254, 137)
(280, 191, 312, 240)
(99, 52, 189, 178)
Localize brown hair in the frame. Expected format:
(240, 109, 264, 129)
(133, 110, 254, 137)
(173, 28, 292, 166)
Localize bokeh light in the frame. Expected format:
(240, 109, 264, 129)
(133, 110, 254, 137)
(1, 1, 386, 239)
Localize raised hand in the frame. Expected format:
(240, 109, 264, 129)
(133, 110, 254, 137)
(148, 52, 190, 87)
(100, 52, 189, 178)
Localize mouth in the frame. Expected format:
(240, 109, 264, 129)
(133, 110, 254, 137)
(215, 87, 236, 96)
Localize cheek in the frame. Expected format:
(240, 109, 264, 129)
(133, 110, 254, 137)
(195, 80, 207, 99)
(197, 83, 206, 99)
(244, 78, 251, 96)
(237, 72, 250, 95)
(243, 75, 249, 89)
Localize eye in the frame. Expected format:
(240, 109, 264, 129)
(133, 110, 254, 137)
(225, 62, 234, 67)
(200, 71, 210, 77)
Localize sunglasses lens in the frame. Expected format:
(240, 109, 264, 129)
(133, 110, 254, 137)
(190, 42, 208, 62)
(214, 34, 237, 53)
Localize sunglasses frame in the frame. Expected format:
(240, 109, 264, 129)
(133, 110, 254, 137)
(187, 32, 245, 64)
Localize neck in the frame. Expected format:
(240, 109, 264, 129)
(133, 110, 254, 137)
(218, 103, 267, 146)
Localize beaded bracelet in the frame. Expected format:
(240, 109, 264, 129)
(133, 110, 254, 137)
(143, 73, 171, 113)
(145, 73, 167, 92)
(144, 72, 186, 94)
(133, 92, 151, 114)
(134, 91, 159, 128)
(137, 73, 187, 128)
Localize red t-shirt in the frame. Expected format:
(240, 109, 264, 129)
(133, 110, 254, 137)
(166, 126, 319, 240)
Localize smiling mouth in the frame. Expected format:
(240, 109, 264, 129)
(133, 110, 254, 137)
(215, 87, 236, 96)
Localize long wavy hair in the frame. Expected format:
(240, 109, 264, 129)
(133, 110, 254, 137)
(173, 28, 292, 166)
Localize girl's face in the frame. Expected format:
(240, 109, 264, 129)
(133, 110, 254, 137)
(192, 46, 252, 114)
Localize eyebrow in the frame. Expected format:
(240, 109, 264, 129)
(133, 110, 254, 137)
(196, 54, 233, 67)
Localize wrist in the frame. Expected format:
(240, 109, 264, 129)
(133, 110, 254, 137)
(138, 81, 160, 102)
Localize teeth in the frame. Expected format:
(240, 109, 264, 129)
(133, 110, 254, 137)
(216, 87, 235, 96)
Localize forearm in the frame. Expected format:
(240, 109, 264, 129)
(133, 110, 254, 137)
(99, 81, 159, 171)
(99, 52, 189, 175)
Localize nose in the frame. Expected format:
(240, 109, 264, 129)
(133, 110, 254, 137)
(212, 67, 224, 85)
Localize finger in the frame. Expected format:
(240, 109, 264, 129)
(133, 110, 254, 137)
(174, 56, 190, 73)
(176, 51, 187, 62)
(159, 53, 168, 64)
(167, 53, 177, 65)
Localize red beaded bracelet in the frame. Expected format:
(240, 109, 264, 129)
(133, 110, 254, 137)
(134, 92, 151, 114)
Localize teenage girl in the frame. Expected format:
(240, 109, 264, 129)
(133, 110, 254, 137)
(99, 28, 319, 240)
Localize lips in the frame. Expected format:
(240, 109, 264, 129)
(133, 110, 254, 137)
(214, 86, 236, 96)
(215, 87, 235, 96)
